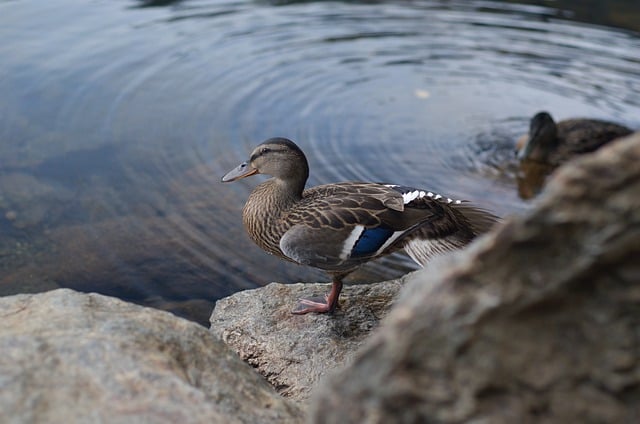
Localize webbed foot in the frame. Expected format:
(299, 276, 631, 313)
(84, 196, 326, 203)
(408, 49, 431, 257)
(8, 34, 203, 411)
(291, 295, 334, 314)
(290, 278, 344, 315)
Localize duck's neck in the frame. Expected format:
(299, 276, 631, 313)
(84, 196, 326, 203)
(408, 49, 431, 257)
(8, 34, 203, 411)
(242, 177, 304, 257)
(535, 125, 559, 162)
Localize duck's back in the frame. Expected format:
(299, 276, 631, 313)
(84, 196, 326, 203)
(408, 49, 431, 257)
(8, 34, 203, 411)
(554, 119, 632, 163)
(293, 182, 405, 228)
(294, 182, 462, 232)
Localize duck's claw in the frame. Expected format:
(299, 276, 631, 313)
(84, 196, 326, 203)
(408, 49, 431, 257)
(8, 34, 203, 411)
(292, 295, 334, 314)
(291, 279, 344, 315)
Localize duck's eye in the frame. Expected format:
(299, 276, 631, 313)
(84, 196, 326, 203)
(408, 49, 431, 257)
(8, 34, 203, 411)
(261, 147, 271, 155)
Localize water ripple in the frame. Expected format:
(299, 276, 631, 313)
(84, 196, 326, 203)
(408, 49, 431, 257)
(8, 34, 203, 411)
(1, 0, 639, 324)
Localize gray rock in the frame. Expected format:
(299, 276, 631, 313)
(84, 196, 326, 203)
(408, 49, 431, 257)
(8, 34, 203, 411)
(0, 289, 304, 424)
(210, 278, 406, 401)
(310, 132, 640, 423)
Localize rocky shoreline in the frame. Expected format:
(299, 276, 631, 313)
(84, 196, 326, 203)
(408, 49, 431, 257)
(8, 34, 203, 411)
(210, 277, 406, 402)
(1, 132, 639, 423)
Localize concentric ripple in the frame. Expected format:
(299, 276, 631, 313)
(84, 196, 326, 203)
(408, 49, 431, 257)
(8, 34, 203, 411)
(0, 0, 638, 324)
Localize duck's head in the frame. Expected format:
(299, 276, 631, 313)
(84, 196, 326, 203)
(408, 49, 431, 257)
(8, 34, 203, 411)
(517, 111, 558, 162)
(221, 137, 309, 188)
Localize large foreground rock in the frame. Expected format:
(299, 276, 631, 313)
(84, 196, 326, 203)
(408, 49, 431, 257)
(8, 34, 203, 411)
(210, 278, 405, 401)
(0, 289, 303, 424)
(311, 133, 640, 422)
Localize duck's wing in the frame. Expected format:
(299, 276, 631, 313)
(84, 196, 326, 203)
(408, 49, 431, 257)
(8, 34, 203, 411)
(278, 183, 409, 270)
(279, 183, 491, 271)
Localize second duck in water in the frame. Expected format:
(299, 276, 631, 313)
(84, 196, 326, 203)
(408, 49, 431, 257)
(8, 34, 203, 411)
(515, 111, 632, 199)
(516, 111, 632, 166)
(222, 138, 499, 315)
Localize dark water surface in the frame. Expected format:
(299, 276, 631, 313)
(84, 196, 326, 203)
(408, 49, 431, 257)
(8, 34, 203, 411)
(1, 0, 639, 325)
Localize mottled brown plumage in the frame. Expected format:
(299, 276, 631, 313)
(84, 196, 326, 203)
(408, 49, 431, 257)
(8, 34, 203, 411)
(515, 111, 632, 199)
(516, 111, 632, 166)
(222, 138, 499, 314)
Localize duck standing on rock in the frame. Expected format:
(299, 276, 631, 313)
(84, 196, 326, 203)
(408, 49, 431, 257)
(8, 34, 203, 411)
(515, 111, 632, 199)
(222, 138, 499, 314)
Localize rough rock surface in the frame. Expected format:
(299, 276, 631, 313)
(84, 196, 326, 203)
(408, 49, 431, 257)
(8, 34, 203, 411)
(310, 132, 640, 423)
(210, 278, 406, 401)
(0, 289, 304, 424)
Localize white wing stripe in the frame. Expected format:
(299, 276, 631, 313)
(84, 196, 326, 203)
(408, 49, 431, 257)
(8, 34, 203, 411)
(374, 230, 406, 256)
(340, 225, 365, 260)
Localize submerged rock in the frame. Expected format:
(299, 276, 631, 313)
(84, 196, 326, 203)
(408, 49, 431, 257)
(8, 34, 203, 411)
(311, 132, 640, 423)
(0, 172, 74, 229)
(0, 289, 304, 424)
(210, 278, 406, 401)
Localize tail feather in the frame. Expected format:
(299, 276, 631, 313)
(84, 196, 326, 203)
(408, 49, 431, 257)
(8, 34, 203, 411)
(453, 202, 501, 237)
(403, 237, 468, 267)
(403, 203, 500, 267)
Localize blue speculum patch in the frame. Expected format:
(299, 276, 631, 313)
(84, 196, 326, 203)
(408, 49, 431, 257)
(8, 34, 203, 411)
(352, 227, 394, 256)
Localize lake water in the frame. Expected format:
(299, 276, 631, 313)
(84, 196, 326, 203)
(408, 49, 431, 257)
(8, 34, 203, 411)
(1, 0, 639, 325)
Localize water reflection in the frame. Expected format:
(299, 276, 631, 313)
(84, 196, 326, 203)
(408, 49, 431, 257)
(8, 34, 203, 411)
(0, 0, 638, 325)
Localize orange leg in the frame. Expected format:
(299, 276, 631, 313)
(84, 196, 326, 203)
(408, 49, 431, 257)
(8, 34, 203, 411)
(292, 277, 343, 315)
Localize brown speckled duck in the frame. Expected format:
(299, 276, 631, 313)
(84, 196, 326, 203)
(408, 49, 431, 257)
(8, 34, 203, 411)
(516, 111, 632, 166)
(222, 138, 499, 314)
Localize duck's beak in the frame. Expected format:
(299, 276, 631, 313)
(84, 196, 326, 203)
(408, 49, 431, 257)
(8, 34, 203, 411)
(515, 134, 529, 159)
(518, 124, 547, 160)
(221, 162, 259, 182)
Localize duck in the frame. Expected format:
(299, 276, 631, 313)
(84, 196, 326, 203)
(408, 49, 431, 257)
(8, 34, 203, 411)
(514, 111, 632, 199)
(222, 137, 499, 314)
(516, 111, 632, 166)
